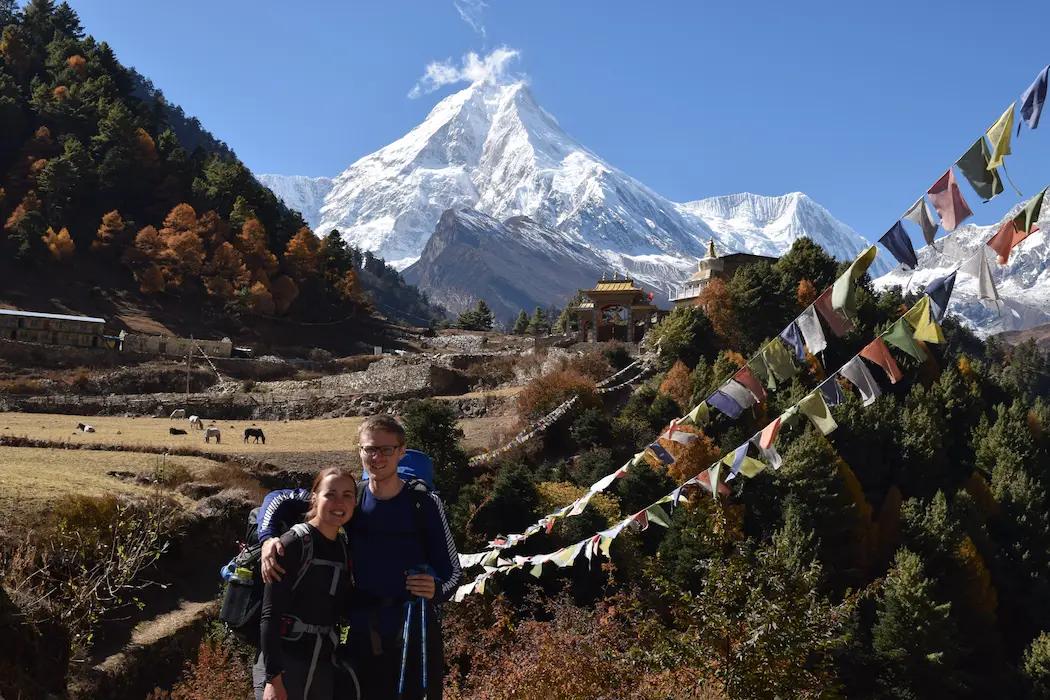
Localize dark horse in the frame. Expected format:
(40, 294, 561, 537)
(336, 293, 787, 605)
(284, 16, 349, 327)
(243, 427, 266, 444)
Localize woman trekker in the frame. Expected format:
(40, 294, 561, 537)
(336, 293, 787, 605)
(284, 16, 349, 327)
(254, 467, 356, 700)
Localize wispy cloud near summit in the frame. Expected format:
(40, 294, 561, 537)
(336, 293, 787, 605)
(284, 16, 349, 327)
(454, 0, 488, 39)
(408, 47, 521, 98)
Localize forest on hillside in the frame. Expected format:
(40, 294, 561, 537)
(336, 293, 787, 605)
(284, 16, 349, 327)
(0, 0, 443, 329)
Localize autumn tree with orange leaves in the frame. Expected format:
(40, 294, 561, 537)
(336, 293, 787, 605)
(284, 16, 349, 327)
(283, 227, 322, 282)
(41, 226, 75, 261)
(202, 242, 250, 301)
(270, 274, 300, 314)
(92, 210, 127, 253)
(236, 218, 279, 284)
(697, 278, 740, 348)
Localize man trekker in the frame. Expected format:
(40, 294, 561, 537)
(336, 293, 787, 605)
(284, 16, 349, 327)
(258, 415, 462, 699)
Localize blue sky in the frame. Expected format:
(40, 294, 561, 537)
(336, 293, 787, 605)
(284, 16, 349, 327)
(64, 0, 1048, 245)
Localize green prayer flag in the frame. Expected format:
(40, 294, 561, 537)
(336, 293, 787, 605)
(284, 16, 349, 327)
(683, 402, 710, 427)
(763, 339, 798, 384)
(986, 103, 1015, 171)
(645, 505, 671, 528)
(956, 138, 1004, 201)
(738, 456, 766, 478)
(1016, 187, 1047, 238)
(883, 319, 927, 362)
(831, 245, 878, 320)
(798, 391, 838, 435)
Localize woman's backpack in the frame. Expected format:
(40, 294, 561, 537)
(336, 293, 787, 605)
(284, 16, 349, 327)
(217, 509, 346, 645)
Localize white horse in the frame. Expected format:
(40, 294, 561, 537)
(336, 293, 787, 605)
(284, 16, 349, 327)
(204, 426, 221, 444)
(188, 415, 204, 430)
(169, 409, 186, 420)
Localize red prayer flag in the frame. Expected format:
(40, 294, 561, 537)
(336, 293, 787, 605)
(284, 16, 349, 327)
(859, 337, 904, 384)
(759, 416, 782, 449)
(927, 169, 973, 231)
(734, 366, 767, 403)
(814, 288, 854, 337)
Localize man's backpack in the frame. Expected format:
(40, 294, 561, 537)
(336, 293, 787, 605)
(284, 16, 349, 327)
(217, 508, 346, 646)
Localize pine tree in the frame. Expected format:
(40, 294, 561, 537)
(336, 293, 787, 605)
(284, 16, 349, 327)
(512, 309, 529, 335)
(1024, 632, 1050, 700)
(457, 299, 493, 331)
(526, 306, 548, 335)
(0, 0, 20, 27)
(872, 548, 965, 698)
(401, 399, 468, 504)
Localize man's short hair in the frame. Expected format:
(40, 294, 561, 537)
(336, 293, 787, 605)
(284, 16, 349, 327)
(357, 414, 407, 445)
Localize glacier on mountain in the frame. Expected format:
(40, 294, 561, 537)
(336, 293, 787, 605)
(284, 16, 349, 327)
(254, 174, 333, 231)
(259, 79, 885, 292)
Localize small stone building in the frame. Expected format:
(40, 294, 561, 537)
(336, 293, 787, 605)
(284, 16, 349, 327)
(118, 331, 233, 358)
(0, 309, 106, 348)
(670, 240, 778, 308)
(573, 277, 660, 343)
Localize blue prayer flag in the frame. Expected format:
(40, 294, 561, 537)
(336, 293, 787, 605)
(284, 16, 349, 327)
(878, 221, 918, 269)
(819, 377, 846, 406)
(924, 271, 957, 322)
(647, 442, 675, 465)
(779, 322, 807, 361)
(706, 391, 744, 419)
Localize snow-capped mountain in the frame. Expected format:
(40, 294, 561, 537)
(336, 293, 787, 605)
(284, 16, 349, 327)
(260, 79, 881, 282)
(254, 174, 333, 231)
(875, 206, 1050, 337)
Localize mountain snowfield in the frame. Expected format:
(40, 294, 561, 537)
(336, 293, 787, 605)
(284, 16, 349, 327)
(875, 205, 1050, 337)
(254, 174, 332, 231)
(257, 80, 886, 291)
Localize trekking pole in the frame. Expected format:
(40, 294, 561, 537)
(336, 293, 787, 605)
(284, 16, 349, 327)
(420, 597, 428, 695)
(397, 598, 414, 700)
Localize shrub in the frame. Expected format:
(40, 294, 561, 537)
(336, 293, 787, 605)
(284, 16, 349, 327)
(464, 355, 518, 390)
(4, 494, 182, 659)
(146, 635, 253, 700)
(146, 456, 195, 487)
(516, 369, 599, 421)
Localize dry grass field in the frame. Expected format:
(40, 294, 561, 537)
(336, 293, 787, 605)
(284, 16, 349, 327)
(0, 412, 365, 454)
(0, 446, 217, 522)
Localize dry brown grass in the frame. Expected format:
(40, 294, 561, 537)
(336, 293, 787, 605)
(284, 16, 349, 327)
(0, 412, 364, 454)
(0, 446, 213, 523)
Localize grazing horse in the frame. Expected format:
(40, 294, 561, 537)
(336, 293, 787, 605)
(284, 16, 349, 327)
(188, 415, 204, 430)
(243, 427, 266, 444)
(204, 426, 221, 444)
(170, 409, 186, 420)
(169, 427, 187, 435)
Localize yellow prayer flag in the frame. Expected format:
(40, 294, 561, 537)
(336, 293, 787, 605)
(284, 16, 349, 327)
(738, 456, 767, 478)
(912, 300, 946, 344)
(901, 295, 930, 329)
(986, 103, 1015, 171)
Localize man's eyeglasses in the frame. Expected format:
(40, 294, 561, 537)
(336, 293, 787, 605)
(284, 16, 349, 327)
(359, 444, 402, 456)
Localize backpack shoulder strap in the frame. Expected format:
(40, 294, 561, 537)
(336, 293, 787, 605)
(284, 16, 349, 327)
(289, 523, 314, 591)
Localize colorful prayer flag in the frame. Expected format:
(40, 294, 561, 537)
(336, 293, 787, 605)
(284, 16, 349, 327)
(928, 169, 973, 231)
(683, 402, 710, 427)
(815, 287, 854, 337)
(924, 271, 956, 322)
(763, 337, 799, 384)
(878, 221, 919, 269)
(796, 306, 828, 354)
(707, 390, 745, 419)
(819, 376, 846, 406)
(798, 391, 838, 435)
(956, 138, 1004, 202)
(959, 248, 1001, 306)
(780, 321, 807, 361)
(859, 338, 904, 384)
(986, 187, 1046, 264)
(721, 379, 758, 409)
(904, 296, 946, 344)
(832, 245, 878, 320)
(883, 318, 927, 362)
(1020, 65, 1049, 131)
(986, 103, 1015, 170)
(646, 442, 676, 465)
(759, 416, 782, 449)
(841, 356, 882, 406)
(903, 197, 939, 246)
(734, 365, 767, 403)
